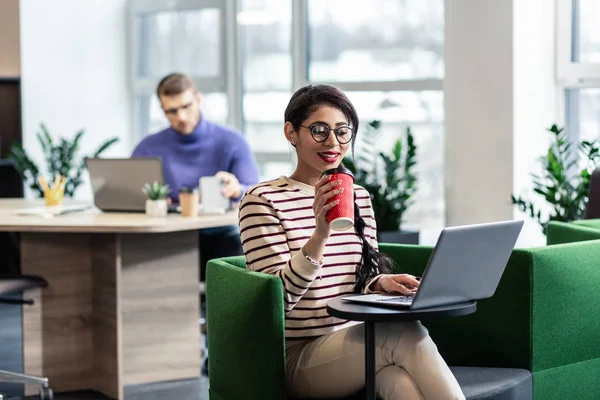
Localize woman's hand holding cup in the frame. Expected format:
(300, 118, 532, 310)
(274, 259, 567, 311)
(303, 166, 355, 265)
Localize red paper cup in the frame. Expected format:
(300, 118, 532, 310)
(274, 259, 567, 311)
(320, 166, 354, 231)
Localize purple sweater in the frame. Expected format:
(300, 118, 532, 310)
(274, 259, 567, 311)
(132, 117, 259, 202)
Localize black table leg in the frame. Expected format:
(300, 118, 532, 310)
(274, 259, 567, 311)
(365, 321, 376, 400)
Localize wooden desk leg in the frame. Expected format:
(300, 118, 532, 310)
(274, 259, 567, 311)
(120, 231, 201, 386)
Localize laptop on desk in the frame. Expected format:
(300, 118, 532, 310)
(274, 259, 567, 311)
(86, 157, 177, 213)
(343, 220, 524, 310)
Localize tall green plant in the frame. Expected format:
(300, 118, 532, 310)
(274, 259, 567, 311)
(8, 123, 119, 197)
(512, 124, 600, 233)
(343, 120, 418, 232)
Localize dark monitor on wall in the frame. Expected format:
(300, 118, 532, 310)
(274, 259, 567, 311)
(0, 77, 23, 199)
(585, 168, 600, 219)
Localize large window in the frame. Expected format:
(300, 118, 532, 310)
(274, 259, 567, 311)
(304, 0, 445, 233)
(129, 0, 445, 233)
(557, 0, 600, 143)
(239, 0, 295, 178)
(307, 0, 443, 82)
(130, 0, 228, 138)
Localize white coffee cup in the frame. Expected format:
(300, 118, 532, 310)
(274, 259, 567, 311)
(199, 176, 230, 213)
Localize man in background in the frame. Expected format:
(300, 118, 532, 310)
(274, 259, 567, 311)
(132, 74, 259, 370)
(133, 73, 259, 274)
(133, 72, 259, 206)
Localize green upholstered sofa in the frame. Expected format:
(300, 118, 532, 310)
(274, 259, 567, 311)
(547, 219, 600, 245)
(206, 229, 600, 400)
(572, 219, 600, 231)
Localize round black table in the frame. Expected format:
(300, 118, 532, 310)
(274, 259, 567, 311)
(327, 297, 477, 400)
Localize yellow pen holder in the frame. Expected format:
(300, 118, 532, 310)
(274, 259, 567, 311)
(44, 189, 65, 207)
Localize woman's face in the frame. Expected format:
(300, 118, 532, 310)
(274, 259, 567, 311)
(286, 105, 353, 177)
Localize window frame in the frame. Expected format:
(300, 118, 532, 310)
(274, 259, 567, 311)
(556, 0, 600, 86)
(291, 0, 443, 92)
(555, 0, 600, 143)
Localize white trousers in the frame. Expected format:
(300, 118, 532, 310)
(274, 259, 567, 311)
(286, 321, 465, 400)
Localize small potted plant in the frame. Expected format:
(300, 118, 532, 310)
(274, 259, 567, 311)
(142, 181, 170, 217)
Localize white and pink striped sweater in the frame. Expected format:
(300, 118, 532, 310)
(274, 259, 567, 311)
(238, 176, 380, 339)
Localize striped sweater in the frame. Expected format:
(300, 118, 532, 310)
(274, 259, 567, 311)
(238, 176, 380, 339)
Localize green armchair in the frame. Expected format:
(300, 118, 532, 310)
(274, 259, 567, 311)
(207, 236, 600, 400)
(547, 220, 600, 245)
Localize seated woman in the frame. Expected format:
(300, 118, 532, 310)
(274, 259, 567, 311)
(238, 84, 464, 400)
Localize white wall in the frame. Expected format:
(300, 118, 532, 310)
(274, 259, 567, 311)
(444, 0, 515, 226)
(513, 0, 557, 246)
(19, 0, 132, 200)
(0, 0, 20, 77)
(444, 0, 557, 247)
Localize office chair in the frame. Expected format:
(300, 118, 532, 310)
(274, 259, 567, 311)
(584, 168, 600, 219)
(0, 275, 53, 400)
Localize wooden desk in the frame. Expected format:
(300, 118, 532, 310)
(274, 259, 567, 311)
(0, 199, 237, 399)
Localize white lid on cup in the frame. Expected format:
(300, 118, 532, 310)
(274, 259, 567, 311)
(330, 217, 354, 231)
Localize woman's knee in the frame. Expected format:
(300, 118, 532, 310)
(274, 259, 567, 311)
(376, 366, 425, 400)
(377, 321, 438, 358)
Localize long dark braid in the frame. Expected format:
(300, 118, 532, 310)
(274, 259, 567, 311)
(353, 192, 396, 293)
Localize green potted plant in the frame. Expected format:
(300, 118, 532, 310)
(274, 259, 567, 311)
(512, 124, 600, 233)
(343, 120, 419, 244)
(142, 180, 170, 217)
(7, 123, 119, 197)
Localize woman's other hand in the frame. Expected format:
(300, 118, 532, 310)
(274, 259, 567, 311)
(374, 274, 421, 295)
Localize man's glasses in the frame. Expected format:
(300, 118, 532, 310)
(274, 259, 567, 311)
(300, 124, 355, 144)
(163, 101, 193, 116)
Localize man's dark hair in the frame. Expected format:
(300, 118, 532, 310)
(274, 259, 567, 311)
(156, 73, 196, 98)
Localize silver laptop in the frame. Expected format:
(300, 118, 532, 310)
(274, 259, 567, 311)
(342, 220, 524, 309)
(86, 157, 167, 212)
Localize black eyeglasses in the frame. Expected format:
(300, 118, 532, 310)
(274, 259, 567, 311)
(300, 124, 355, 144)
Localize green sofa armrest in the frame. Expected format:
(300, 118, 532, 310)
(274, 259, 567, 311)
(528, 240, 600, 400)
(573, 219, 600, 230)
(546, 220, 600, 245)
(206, 256, 286, 400)
(529, 240, 600, 370)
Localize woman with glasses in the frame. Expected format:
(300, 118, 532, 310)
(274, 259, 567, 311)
(238, 84, 464, 400)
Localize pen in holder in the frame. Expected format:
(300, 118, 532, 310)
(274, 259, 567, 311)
(38, 174, 67, 207)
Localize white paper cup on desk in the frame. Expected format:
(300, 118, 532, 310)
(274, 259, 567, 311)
(199, 176, 230, 213)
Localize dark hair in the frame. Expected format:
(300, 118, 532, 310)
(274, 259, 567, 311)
(284, 84, 396, 292)
(156, 73, 196, 98)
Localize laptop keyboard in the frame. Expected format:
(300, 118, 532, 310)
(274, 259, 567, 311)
(376, 295, 414, 303)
